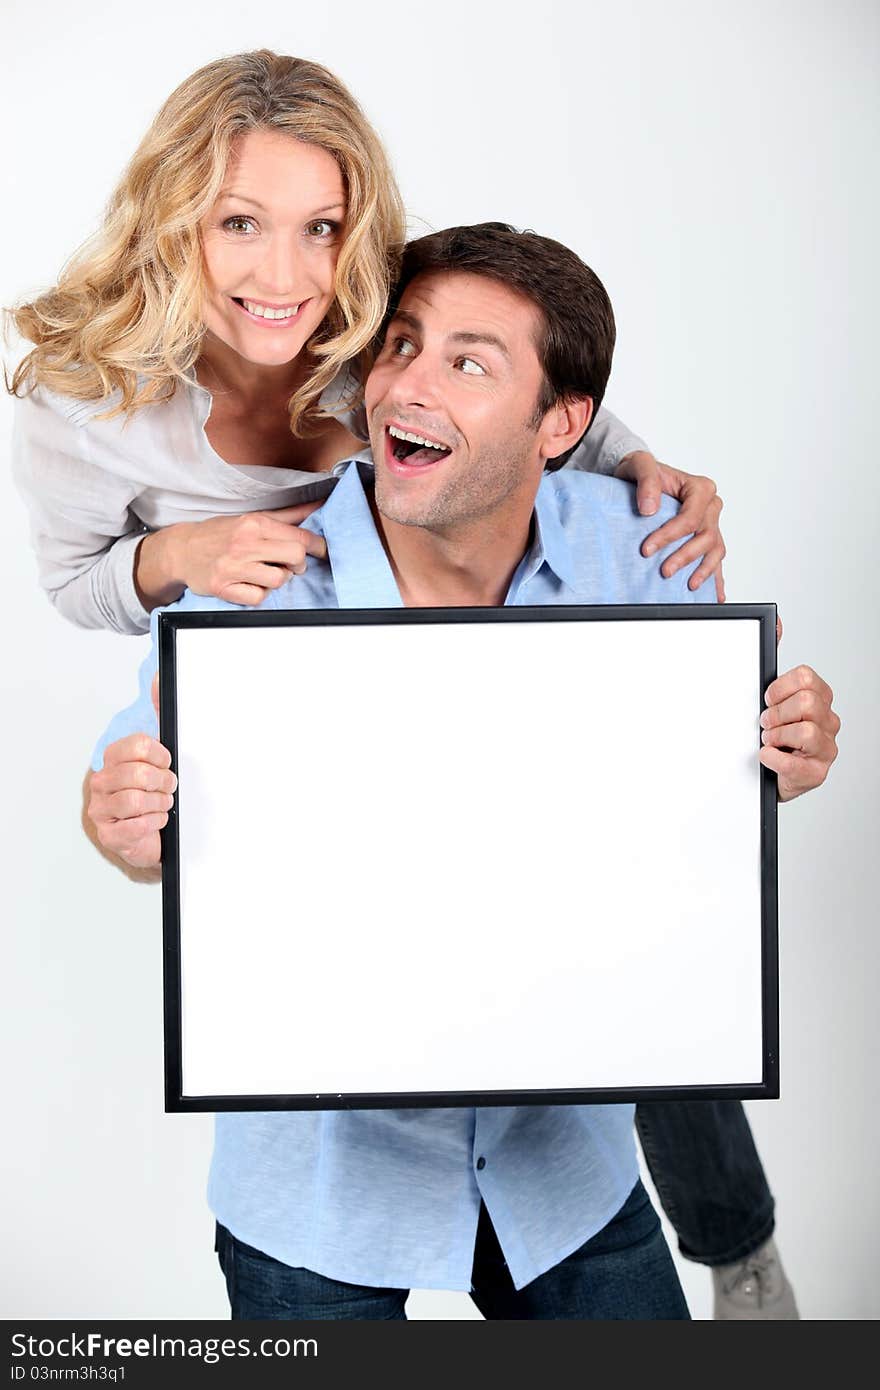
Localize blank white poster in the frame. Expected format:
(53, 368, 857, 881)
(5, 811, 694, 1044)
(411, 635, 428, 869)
(168, 614, 768, 1102)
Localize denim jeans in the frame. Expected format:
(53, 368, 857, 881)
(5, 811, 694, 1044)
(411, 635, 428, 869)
(635, 1101, 775, 1266)
(215, 1179, 689, 1320)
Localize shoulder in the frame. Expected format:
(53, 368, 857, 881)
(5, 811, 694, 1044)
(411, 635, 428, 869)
(14, 376, 195, 439)
(542, 468, 681, 533)
(537, 470, 708, 605)
(319, 363, 368, 441)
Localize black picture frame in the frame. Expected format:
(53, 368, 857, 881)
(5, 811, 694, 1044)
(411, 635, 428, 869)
(159, 603, 778, 1112)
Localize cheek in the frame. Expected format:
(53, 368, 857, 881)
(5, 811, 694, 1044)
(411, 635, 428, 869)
(201, 239, 239, 293)
(314, 246, 342, 295)
(364, 365, 392, 414)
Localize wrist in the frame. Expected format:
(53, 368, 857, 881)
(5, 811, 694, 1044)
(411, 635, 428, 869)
(134, 525, 188, 610)
(614, 449, 656, 480)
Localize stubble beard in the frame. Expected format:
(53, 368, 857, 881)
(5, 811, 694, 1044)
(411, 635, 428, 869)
(375, 436, 538, 533)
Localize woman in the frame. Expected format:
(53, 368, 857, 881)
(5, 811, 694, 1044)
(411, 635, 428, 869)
(9, 50, 722, 635)
(8, 49, 783, 1319)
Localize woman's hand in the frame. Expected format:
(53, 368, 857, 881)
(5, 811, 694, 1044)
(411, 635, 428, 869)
(134, 501, 328, 610)
(614, 451, 726, 601)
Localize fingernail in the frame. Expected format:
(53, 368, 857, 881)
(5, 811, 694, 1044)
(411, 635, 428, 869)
(761, 730, 769, 743)
(644, 543, 656, 556)
(759, 711, 770, 727)
(641, 502, 658, 517)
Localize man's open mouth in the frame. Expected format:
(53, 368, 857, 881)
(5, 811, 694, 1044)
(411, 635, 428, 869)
(387, 424, 452, 467)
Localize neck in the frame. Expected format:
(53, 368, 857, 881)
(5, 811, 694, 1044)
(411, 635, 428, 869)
(196, 333, 309, 406)
(371, 493, 538, 608)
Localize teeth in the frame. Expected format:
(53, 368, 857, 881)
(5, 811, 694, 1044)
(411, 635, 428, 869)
(242, 300, 300, 319)
(388, 425, 448, 451)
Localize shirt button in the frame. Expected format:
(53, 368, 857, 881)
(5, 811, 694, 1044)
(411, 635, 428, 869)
(476, 1156, 487, 1170)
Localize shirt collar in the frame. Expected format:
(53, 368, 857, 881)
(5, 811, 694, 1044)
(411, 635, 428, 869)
(314, 458, 578, 607)
(317, 455, 404, 609)
(509, 473, 579, 596)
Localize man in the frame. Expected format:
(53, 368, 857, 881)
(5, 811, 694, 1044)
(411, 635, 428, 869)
(86, 225, 839, 1319)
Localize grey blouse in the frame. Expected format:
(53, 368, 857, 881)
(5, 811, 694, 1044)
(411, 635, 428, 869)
(12, 370, 647, 635)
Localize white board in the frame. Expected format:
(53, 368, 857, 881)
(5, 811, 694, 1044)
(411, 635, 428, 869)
(159, 606, 777, 1108)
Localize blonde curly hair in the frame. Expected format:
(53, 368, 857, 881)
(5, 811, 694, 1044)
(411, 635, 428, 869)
(7, 50, 406, 433)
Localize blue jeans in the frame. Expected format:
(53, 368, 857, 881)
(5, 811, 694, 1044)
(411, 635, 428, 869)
(635, 1101, 775, 1266)
(215, 1179, 689, 1320)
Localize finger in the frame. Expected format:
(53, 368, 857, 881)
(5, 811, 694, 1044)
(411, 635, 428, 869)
(641, 514, 695, 557)
(151, 671, 160, 719)
(760, 721, 838, 762)
(220, 582, 274, 607)
(764, 664, 833, 709)
(221, 562, 297, 592)
(252, 535, 328, 566)
(759, 746, 828, 800)
(686, 544, 727, 591)
(119, 835, 163, 870)
(91, 760, 177, 796)
(776, 616, 783, 645)
(635, 470, 662, 518)
(761, 688, 833, 731)
(715, 563, 726, 604)
(645, 485, 719, 555)
(659, 531, 711, 578)
(258, 517, 330, 558)
(101, 733, 171, 770)
(98, 810, 169, 852)
(268, 501, 324, 524)
(90, 787, 175, 823)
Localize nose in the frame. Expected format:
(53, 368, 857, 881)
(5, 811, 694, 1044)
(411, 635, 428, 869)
(386, 348, 442, 411)
(256, 232, 305, 298)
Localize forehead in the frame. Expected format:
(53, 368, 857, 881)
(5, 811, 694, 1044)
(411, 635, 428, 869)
(395, 270, 543, 354)
(219, 129, 345, 209)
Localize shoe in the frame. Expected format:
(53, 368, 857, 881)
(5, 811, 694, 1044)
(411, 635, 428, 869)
(712, 1237, 800, 1319)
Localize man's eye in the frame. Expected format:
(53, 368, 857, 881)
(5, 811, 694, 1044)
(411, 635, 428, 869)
(457, 357, 485, 375)
(223, 216, 258, 234)
(391, 337, 417, 357)
(306, 219, 339, 239)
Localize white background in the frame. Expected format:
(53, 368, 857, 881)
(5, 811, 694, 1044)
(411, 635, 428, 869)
(1, 0, 877, 1320)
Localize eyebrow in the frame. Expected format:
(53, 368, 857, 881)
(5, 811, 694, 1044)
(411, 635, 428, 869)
(216, 193, 346, 216)
(391, 310, 512, 362)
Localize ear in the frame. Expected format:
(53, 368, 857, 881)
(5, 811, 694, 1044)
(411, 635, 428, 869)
(536, 396, 594, 463)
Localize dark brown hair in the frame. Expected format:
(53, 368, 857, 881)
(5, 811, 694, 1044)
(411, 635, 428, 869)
(382, 222, 615, 467)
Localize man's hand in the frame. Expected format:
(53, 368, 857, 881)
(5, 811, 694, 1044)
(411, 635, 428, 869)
(86, 732, 176, 872)
(760, 665, 840, 801)
(614, 451, 726, 600)
(84, 675, 173, 880)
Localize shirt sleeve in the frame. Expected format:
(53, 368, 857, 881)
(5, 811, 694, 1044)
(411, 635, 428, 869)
(564, 405, 649, 476)
(90, 611, 161, 771)
(12, 388, 153, 635)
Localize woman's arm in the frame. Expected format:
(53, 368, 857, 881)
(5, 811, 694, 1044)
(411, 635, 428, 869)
(13, 387, 328, 632)
(12, 388, 153, 633)
(565, 405, 649, 475)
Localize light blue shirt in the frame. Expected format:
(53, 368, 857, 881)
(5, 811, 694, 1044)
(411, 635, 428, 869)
(92, 455, 714, 1292)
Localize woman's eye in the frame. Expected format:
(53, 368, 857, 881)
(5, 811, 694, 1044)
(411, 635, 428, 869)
(222, 216, 258, 235)
(457, 357, 485, 375)
(392, 337, 417, 357)
(306, 219, 339, 239)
